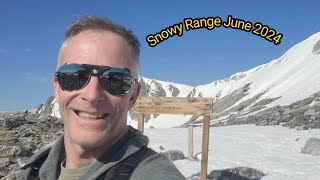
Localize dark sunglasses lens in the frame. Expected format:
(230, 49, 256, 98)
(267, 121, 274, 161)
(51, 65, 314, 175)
(57, 64, 90, 91)
(100, 69, 133, 96)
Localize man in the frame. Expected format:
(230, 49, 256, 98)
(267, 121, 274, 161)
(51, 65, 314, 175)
(20, 16, 186, 180)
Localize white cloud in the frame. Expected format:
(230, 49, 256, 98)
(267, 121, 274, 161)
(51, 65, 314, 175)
(0, 48, 8, 54)
(24, 48, 32, 53)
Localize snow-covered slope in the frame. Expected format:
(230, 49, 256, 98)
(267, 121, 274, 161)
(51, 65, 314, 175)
(192, 32, 320, 117)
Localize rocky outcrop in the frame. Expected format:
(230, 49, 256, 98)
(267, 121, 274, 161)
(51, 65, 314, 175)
(37, 96, 55, 114)
(139, 77, 189, 98)
(212, 91, 320, 130)
(313, 40, 320, 54)
(213, 83, 251, 114)
(0, 111, 63, 179)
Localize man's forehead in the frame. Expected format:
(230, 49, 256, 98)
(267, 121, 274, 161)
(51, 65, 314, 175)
(59, 30, 130, 56)
(57, 30, 133, 69)
(66, 30, 126, 44)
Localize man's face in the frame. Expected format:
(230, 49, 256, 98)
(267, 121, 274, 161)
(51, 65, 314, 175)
(53, 30, 140, 150)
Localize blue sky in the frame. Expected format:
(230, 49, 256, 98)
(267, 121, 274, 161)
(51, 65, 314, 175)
(0, 1, 319, 112)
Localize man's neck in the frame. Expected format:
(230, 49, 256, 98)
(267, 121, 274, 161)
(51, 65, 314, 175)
(63, 128, 128, 169)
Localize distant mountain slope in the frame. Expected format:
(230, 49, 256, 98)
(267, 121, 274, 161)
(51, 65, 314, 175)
(190, 32, 320, 120)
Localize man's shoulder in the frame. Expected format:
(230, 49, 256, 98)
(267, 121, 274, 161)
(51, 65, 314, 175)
(130, 151, 187, 180)
(102, 146, 156, 179)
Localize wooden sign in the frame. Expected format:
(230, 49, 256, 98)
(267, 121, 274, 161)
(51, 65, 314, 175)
(134, 97, 213, 116)
(133, 96, 213, 180)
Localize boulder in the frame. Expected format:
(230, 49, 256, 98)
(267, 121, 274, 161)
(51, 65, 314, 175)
(304, 109, 316, 116)
(0, 145, 33, 157)
(301, 137, 320, 156)
(207, 167, 266, 180)
(2, 118, 21, 129)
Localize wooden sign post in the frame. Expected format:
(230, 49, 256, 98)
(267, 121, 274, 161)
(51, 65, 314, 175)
(134, 97, 213, 180)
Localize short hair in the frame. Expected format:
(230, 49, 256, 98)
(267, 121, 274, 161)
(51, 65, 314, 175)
(59, 16, 140, 76)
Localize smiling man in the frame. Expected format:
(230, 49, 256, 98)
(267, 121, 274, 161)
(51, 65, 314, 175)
(20, 16, 186, 180)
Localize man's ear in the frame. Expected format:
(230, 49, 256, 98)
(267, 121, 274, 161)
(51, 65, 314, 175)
(53, 76, 60, 103)
(129, 82, 141, 109)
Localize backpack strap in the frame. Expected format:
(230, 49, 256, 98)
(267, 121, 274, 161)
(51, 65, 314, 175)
(29, 154, 49, 177)
(19, 153, 49, 180)
(104, 147, 156, 180)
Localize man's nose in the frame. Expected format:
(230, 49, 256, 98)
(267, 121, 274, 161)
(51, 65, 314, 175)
(80, 76, 106, 103)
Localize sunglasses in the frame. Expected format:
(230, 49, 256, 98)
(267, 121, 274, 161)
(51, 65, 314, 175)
(54, 63, 137, 96)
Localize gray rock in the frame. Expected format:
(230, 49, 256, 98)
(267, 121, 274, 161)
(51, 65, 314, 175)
(0, 158, 11, 171)
(9, 163, 19, 171)
(187, 88, 197, 98)
(269, 120, 279, 125)
(304, 109, 316, 116)
(289, 108, 305, 116)
(2, 119, 21, 129)
(0, 145, 33, 157)
(1, 170, 20, 179)
(282, 115, 292, 122)
(256, 120, 268, 126)
(296, 125, 309, 131)
(309, 122, 320, 129)
(292, 115, 305, 122)
(24, 114, 38, 123)
(213, 83, 251, 114)
(312, 40, 320, 54)
(160, 149, 186, 161)
(207, 167, 266, 180)
(168, 84, 180, 97)
(301, 137, 320, 156)
(310, 116, 316, 121)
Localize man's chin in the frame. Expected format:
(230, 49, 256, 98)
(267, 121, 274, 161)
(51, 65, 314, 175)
(76, 137, 109, 151)
(67, 131, 111, 151)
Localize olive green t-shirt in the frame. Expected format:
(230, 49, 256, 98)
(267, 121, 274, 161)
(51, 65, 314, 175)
(58, 159, 92, 180)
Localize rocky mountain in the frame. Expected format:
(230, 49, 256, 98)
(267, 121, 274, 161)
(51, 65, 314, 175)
(37, 32, 320, 129)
